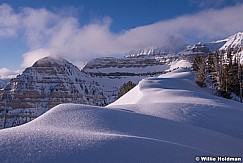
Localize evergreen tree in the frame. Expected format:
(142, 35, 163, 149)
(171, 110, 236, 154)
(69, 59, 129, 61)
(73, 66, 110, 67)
(218, 49, 240, 99)
(219, 64, 231, 98)
(192, 55, 206, 87)
(240, 64, 243, 102)
(205, 54, 218, 93)
(192, 50, 242, 100)
(192, 55, 204, 71)
(118, 81, 136, 98)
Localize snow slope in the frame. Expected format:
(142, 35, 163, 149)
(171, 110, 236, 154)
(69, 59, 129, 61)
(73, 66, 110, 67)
(220, 32, 243, 50)
(0, 68, 243, 162)
(108, 68, 243, 139)
(0, 104, 243, 163)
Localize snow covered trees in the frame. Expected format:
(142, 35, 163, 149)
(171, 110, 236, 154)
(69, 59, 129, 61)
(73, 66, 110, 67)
(193, 50, 243, 102)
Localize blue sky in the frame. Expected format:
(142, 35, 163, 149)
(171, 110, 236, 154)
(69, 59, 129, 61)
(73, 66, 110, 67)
(0, 0, 243, 77)
(4, 0, 197, 32)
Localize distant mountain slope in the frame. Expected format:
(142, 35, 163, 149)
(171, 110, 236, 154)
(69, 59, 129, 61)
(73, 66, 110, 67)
(0, 103, 242, 163)
(220, 32, 243, 50)
(126, 36, 187, 58)
(82, 57, 171, 75)
(82, 58, 191, 105)
(0, 79, 9, 89)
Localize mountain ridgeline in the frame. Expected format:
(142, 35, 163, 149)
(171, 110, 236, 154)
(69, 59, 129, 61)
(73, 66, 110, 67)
(0, 32, 243, 129)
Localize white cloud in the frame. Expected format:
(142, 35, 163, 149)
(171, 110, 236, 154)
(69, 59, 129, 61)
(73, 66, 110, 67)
(0, 3, 20, 37)
(20, 7, 59, 48)
(189, 0, 242, 9)
(21, 48, 66, 67)
(1, 3, 243, 68)
(0, 68, 21, 79)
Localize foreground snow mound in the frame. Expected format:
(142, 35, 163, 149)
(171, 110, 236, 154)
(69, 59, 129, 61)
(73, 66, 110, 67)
(0, 104, 243, 163)
(108, 68, 243, 139)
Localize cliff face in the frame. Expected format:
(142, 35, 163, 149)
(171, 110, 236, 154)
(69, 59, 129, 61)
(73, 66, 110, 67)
(82, 57, 171, 75)
(81, 55, 185, 106)
(0, 57, 107, 128)
(2, 57, 107, 108)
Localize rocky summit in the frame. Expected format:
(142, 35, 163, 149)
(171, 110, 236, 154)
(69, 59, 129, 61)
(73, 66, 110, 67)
(0, 57, 107, 128)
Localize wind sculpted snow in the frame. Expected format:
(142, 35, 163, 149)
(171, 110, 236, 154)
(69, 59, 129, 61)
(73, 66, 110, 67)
(0, 104, 243, 163)
(108, 68, 243, 139)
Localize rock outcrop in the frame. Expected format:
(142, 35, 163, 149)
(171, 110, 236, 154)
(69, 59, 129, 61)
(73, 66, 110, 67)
(0, 57, 107, 128)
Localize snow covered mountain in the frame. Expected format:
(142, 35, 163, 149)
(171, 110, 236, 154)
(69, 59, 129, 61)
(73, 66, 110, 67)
(181, 32, 243, 63)
(180, 42, 210, 55)
(126, 35, 187, 58)
(82, 56, 172, 75)
(82, 57, 191, 105)
(0, 68, 242, 162)
(219, 32, 243, 51)
(128, 32, 243, 57)
(1, 31, 243, 130)
(0, 57, 107, 128)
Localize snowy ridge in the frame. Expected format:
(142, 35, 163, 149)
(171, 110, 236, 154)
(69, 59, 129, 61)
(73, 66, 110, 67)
(126, 36, 187, 58)
(108, 68, 243, 139)
(179, 42, 210, 55)
(220, 32, 243, 50)
(83, 56, 171, 74)
(0, 68, 242, 162)
(125, 32, 243, 58)
(127, 46, 174, 58)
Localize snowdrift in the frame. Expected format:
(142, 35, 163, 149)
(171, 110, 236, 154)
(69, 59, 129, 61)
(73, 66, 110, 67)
(0, 104, 243, 163)
(108, 68, 243, 139)
(0, 68, 243, 163)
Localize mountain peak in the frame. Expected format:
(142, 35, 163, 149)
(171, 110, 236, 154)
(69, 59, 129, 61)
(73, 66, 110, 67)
(32, 56, 70, 67)
(220, 32, 243, 50)
(234, 31, 243, 37)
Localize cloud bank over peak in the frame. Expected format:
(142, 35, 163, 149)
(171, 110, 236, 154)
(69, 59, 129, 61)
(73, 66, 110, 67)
(1, 3, 243, 68)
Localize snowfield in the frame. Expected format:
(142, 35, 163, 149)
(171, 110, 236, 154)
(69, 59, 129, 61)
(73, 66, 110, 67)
(0, 68, 243, 163)
(108, 68, 243, 139)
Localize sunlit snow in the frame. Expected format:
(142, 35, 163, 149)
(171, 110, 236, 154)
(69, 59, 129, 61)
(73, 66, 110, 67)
(0, 66, 243, 163)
